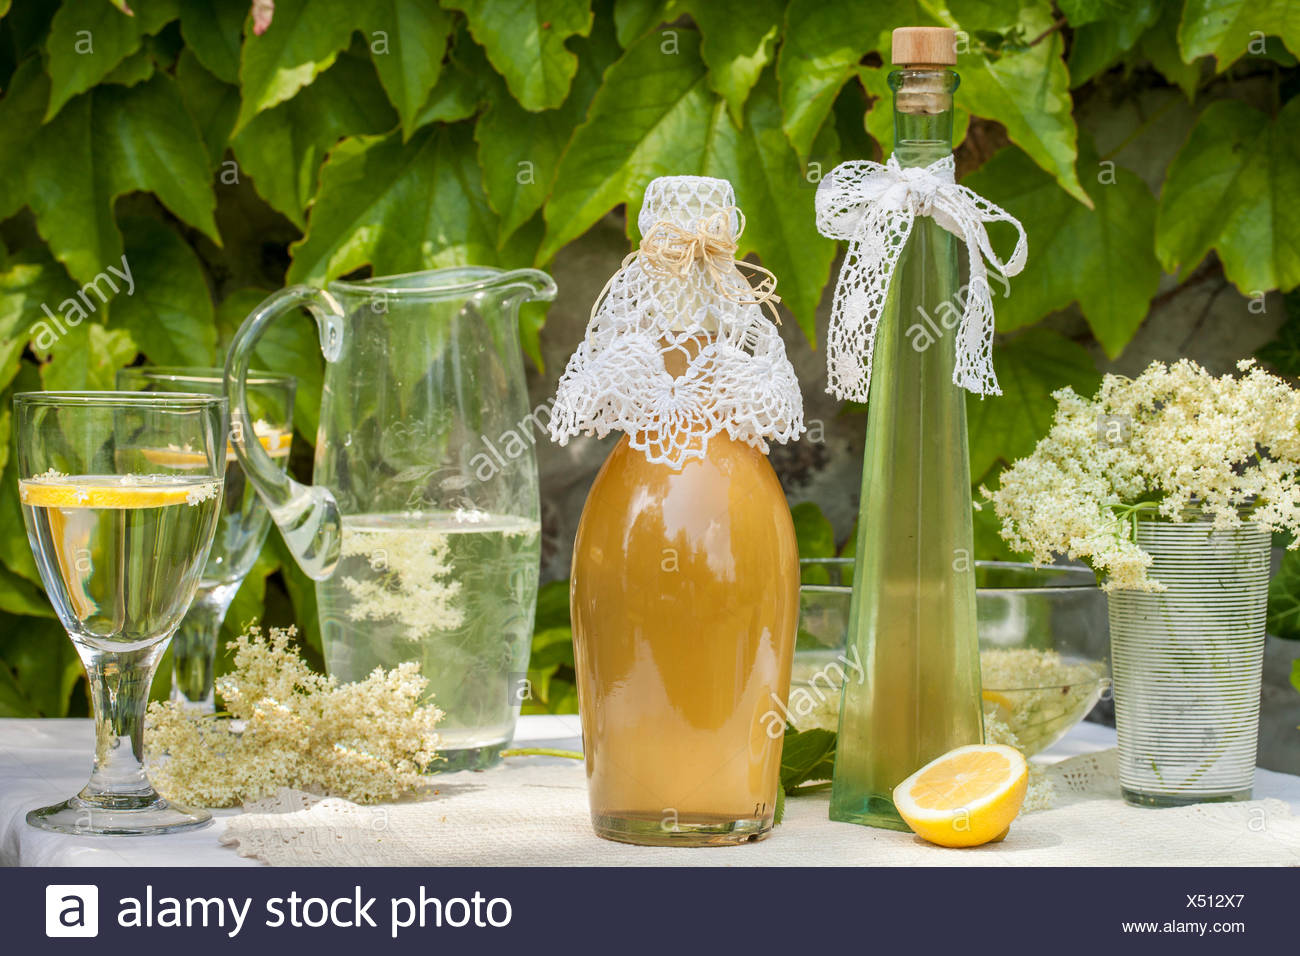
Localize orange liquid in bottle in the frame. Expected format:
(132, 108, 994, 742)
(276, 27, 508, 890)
(570, 400, 799, 845)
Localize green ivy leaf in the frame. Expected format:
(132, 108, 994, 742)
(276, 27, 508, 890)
(43, 0, 178, 120)
(791, 501, 835, 560)
(0, 572, 53, 620)
(270, 533, 324, 658)
(1156, 97, 1300, 294)
(1055, 0, 1122, 27)
(217, 551, 280, 680)
(234, 0, 358, 134)
(0, 661, 39, 717)
(101, 46, 157, 87)
(4, 66, 218, 285)
(408, 31, 494, 129)
(683, 0, 782, 125)
(540, 27, 713, 262)
(475, 28, 617, 246)
(955, 5, 1089, 207)
(231, 50, 398, 228)
(0, 59, 58, 224)
(2, 2, 56, 62)
(963, 144, 1161, 356)
(361, 0, 452, 139)
(0, 616, 80, 716)
(442, 0, 594, 112)
(831, 76, 877, 162)
(175, 50, 240, 169)
(1255, 290, 1300, 377)
(780, 726, 837, 791)
(0, 337, 24, 399)
(0, 407, 9, 495)
(613, 0, 670, 47)
(534, 578, 572, 631)
(528, 626, 576, 672)
(1067, 0, 1160, 87)
(777, 0, 898, 160)
(40, 322, 138, 392)
(1179, 0, 1300, 69)
(946, 0, 1024, 27)
(966, 328, 1100, 481)
(702, 70, 837, 343)
(288, 122, 500, 283)
(972, 491, 1032, 562)
(178, 0, 245, 84)
(113, 217, 215, 366)
(1268, 549, 1300, 639)
(0, 246, 82, 387)
(0, 434, 41, 587)
(1139, 0, 1204, 100)
(215, 287, 324, 440)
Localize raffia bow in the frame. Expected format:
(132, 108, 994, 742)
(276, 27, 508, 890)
(591, 208, 783, 325)
(815, 154, 1028, 402)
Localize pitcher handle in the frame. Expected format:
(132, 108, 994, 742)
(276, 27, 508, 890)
(224, 285, 346, 581)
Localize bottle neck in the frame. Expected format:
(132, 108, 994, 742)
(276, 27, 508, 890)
(890, 68, 958, 168)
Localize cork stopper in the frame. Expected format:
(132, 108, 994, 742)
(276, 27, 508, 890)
(891, 27, 956, 67)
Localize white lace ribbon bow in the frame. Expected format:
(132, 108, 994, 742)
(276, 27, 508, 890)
(815, 154, 1027, 401)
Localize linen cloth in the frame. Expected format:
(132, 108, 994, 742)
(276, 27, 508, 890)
(220, 745, 1300, 868)
(5, 718, 1299, 867)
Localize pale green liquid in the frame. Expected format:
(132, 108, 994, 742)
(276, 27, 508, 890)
(204, 433, 290, 587)
(145, 429, 291, 588)
(21, 475, 223, 651)
(317, 512, 540, 757)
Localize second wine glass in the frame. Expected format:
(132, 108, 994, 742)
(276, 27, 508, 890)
(117, 367, 296, 712)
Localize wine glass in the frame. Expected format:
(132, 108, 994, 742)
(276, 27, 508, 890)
(117, 367, 296, 712)
(15, 391, 226, 835)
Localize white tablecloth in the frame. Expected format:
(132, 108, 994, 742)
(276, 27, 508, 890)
(3, 715, 1299, 867)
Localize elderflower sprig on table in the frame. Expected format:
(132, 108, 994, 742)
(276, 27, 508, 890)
(982, 359, 1300, 592)
(146, 625, 442, 807)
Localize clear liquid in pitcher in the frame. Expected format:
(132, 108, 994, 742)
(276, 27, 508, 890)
(317, 511, 540, 769)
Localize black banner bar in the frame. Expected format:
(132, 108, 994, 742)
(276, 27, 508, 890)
(4, 866, 1295, 953)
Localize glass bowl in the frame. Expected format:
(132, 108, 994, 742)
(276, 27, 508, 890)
(793, 559, 1111, 755)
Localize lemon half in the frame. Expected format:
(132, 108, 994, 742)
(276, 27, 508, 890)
(893, 744, 1028, 847)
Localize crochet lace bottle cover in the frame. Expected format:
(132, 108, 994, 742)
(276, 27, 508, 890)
(548, 175, 805, 468)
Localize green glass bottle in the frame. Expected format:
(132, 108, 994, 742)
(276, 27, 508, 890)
(829, 31, 984, 830)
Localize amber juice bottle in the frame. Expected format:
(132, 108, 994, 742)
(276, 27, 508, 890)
(563, 178, 801, 846)
(571, 376, 798, 844)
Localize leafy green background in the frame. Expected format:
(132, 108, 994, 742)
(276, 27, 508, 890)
(1, 0, 1298, 717)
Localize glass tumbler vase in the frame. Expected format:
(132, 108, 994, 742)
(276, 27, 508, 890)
(1107, 517, 1271, 807)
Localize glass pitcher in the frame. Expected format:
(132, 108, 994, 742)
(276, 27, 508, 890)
(224, 267, 557, 770)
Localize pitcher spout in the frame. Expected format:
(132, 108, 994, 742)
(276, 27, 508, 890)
(494, 268, 558, 304)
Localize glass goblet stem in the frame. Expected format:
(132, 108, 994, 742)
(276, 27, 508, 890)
(169, 581, 240, 712)
(80, 641, 168, 809)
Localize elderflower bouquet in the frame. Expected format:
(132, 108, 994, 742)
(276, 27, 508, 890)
(983, 359, 1300, 591)
(147, 626, 442, 806)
